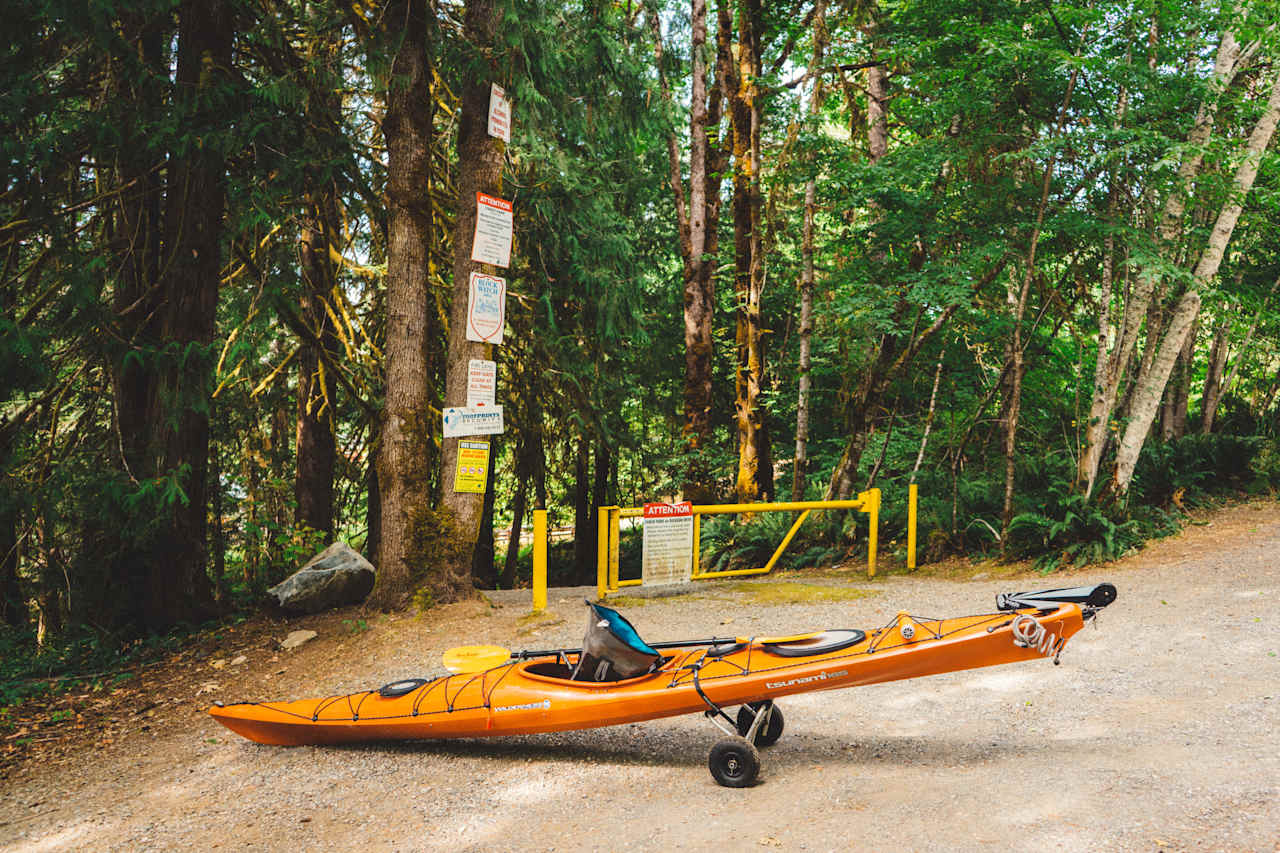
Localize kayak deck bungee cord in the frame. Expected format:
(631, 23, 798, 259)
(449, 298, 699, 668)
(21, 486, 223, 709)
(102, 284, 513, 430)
(210, 583, 1116, 786)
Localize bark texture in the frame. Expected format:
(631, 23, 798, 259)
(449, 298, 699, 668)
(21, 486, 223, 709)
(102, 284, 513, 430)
(295, 191, 339, 536)
(371, 0, 435, 609)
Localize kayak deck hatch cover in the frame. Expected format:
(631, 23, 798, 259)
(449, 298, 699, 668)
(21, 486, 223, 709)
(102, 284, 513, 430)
(210, 583, 1116, 786)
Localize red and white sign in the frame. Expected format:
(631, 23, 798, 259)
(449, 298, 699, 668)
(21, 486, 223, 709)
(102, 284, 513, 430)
(467, 358, 497, 408)
(466, 271, 506, 344)
(487, 83, 512, 143)
(642, 502, 694, 586)
(471, 192, 513, 268)
(643, 502, 693, 519)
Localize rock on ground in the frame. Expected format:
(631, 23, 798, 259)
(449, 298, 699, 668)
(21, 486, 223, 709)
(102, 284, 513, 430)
(268, 542, 375, 613)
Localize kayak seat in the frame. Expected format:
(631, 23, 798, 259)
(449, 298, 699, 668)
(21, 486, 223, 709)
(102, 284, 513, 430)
(570, 601, 662, 681)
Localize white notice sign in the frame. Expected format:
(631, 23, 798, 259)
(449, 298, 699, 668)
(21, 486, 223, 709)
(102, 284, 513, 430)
(641, 502, 694, 587)
(467, 359, 497, 408)
(443, 406, 505, 438)
(471, 192, 513, 268)
(465, 272, 506, 343)
(487, 83, 512, 143)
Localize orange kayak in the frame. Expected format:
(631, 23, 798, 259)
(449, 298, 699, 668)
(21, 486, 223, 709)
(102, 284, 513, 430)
(210, 584, 1114, 784)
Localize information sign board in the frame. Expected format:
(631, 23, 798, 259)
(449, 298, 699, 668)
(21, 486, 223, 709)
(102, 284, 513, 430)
(471, 192, 513, 268)
(641, 502, 694, 587)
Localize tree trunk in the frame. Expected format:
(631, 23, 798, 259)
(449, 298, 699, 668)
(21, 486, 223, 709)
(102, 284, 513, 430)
(1162, 317, 1196, 440)
(0, 483, 22, 627)
(105, 16, 165, 633)
(1200, 311, 1232, 434)
(572, 437, 591, 581)
(295, 190, 339, 537)
(295, 180, 340, 532)
(731, 0, 769, 503)
(433, 0, 504, 601)
(653, 0, 718, 501)
(500, 440, 530, 589)
(588, 439, 611, 583)
(472, 436, 499, 589)
(1112, 67, 1280, 495)
(792, 3, 828, 502)
(137, 0, 233, 631)
(370, 0, 436, 609)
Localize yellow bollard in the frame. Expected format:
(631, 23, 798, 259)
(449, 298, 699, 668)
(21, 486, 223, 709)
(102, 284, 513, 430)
(532, 509, 547, 612)
(907, 483, 918, 570)
(596, 508, 609, 600)
(608, 506, 621, 591)
(867, 488, 880, 578)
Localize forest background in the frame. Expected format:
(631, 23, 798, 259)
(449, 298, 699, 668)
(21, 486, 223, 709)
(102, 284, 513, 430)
(4, 0, 1280, 690)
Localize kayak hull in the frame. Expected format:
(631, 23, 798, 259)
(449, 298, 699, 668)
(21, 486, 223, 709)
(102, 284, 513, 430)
(210, 602, 1087, 746)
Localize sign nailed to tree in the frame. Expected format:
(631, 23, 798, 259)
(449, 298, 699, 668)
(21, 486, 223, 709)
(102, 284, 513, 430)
(442, 406, 504, 438)
(466, 272, 506, 343)
(471, 192, 513, 268)
(487, 83, 511, 143)
(453, 440, 491, 493)
(467, 358, 497, 407)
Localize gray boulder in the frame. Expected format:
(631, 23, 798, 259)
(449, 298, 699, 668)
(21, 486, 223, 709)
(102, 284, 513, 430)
(268, 542, 376, 613)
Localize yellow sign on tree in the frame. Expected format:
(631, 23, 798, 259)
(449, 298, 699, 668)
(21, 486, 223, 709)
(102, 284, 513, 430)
(454, 440, 491, 493)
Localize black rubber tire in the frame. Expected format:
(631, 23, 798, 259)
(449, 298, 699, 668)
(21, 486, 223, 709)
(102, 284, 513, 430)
(736, 702, 784, 747)
(708, 737, 761, 787)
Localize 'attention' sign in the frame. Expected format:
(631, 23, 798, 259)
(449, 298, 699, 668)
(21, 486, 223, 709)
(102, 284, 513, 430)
(641, 502, 694, 587)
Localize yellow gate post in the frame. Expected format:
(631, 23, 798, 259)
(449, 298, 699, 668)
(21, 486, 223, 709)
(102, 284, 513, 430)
(863, 488, 881, 578)
(596, 508, 610, 600)
(907, 483, 918, 570)
(532, 509, 548, 612)
(608, 506, 621, 592)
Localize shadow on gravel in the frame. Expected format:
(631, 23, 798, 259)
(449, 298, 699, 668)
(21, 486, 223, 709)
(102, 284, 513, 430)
(310, 724, 1075, 776)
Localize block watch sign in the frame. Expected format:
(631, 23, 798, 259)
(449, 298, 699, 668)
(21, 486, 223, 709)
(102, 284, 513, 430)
(470, 192, 513, 268)
(641, 502, 694, 587)
(465, 272, 506, 343)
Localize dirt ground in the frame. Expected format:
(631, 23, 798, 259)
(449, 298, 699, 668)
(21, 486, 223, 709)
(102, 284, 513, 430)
(1, 499, 1278, 852)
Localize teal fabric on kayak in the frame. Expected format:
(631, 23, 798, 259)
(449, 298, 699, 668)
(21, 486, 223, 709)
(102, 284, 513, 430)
(589, 602, 660, 656)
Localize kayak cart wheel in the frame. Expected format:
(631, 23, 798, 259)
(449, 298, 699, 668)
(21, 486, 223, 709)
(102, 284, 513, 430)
(709, 736, 761, 788)
(736, 701, 784, 747)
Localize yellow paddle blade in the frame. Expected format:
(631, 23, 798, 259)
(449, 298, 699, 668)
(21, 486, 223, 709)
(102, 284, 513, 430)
(442, 644, 511, 673)
(734, 631, 822, 645)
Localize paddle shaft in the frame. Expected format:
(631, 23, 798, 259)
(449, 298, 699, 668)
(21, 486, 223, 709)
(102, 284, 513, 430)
(510, 637, 737, 660)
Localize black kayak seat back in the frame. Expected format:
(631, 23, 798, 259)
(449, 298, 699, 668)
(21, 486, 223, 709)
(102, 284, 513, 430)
(996, 582, 1117, 612)
(571, 601, 662, 681)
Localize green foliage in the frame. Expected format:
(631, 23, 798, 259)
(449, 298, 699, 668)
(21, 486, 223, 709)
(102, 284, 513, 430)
(1008, 491, 1143, 572)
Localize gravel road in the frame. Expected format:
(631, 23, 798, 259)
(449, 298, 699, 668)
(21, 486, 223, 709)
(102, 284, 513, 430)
(2, 501, 1277, 852)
